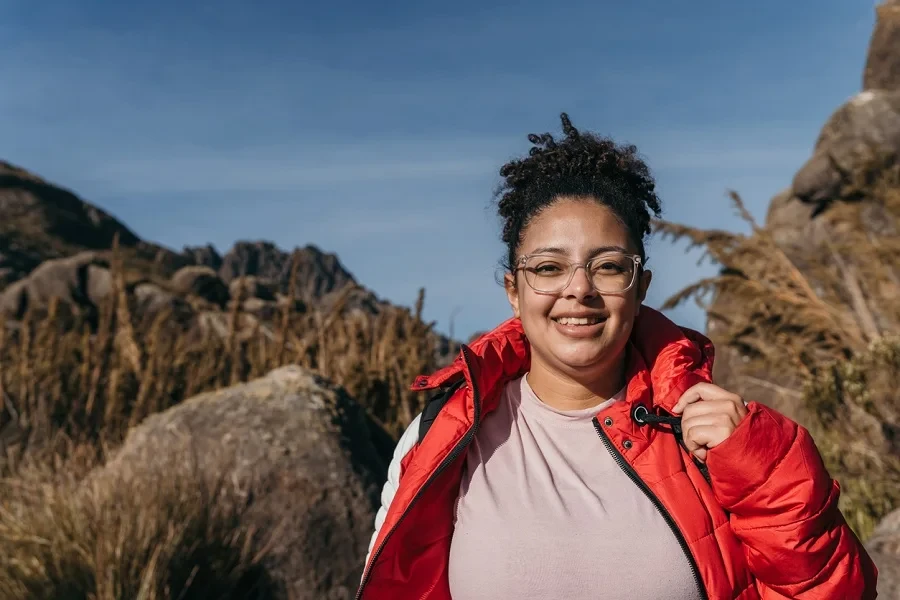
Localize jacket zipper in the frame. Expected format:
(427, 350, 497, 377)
(592, 417, 709, 600)
(356, 345, 481, 600)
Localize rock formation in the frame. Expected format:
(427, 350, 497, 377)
(181, 240, 384, 315)
(0, 160, 189, 286)
(170, 265, 231, 308)
(864, 0, 900, 92)
(90, 365, 393, 599)
(792, 89, 900, 212)
(0, 160, 454, 363)
(0, 252, 112, 322)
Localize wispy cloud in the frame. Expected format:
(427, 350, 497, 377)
(71, 132, 812, 196)
(79, 154, 500, 194)
(311, 209, 457, 239)
(648, 144, 812, 172)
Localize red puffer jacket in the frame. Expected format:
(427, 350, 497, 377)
(357, 307, 878, 599)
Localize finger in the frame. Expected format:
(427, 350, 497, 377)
(681, 413, 725, 447)
(682, 420, 734, 450)
(672, 383, 715, 414)
(681, 412, 727, 431)
(680, 413, 728, 448)
(680, 428, 702, 454)
(673, 382, 743, 414)
(677, 428, 708, 463)
(681, 398, 745, 427)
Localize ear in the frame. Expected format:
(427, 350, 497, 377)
(504, 272, 521, 318)
(635, 269, 652, 314)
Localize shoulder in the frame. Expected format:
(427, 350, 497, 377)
(416, 377, 468, 443)
(379, 377, 468, 487)
(416, 373, 525, 444)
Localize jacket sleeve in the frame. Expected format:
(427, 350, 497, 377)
(362, 413, 421, 578)
(706, 402, 879, 599)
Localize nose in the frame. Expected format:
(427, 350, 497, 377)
(563, 265, 597, 301)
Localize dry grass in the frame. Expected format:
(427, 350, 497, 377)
(0, 443, 277, 600)
(657, 159, 900, 372)
(657, 160, 900, 540)
(0, 249, 439, 473)
(802, 334, 900, 539)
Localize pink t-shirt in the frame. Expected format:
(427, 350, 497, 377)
(447, 374, 703, 600)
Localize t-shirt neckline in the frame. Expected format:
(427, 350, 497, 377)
(518, 373, 627, 425)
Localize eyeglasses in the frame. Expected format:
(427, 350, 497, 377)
(515, 251, 642, 294)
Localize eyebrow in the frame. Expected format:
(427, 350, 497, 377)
(529, 245, 630, 257)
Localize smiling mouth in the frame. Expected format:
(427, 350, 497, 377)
(552, 316, 606, 326)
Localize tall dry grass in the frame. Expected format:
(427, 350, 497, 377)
(0, 445, 277, 600)
(657, 160, 900, 539)
(0, 247, 440, 474)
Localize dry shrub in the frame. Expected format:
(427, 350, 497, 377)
(657, 160, 900, 539)
(657, 159, 900, 372)
(0, 445, 277, 600)
(0, 249, 440, 471)
(802, 335, 900, 540)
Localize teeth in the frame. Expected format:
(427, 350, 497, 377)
(554, 317, 603, 326)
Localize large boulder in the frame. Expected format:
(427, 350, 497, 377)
(792, 89, 900, 210)
(170, 265, 231, 308)
(92, 365, 393, 599)
(0, 252, 113, 320)
(130, 280, 196, 326)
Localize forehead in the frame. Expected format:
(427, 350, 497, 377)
(519, 199, 634, 254)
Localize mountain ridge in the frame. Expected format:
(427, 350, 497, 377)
(0, 159, 394, 318)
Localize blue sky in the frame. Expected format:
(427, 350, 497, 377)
(1, 0, 877, 340)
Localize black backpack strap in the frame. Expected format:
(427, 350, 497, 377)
(418, 377, 467, 444)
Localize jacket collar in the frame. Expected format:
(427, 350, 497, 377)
(411, 305, 715, 417)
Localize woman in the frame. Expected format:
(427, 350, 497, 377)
(357, 114, 878, 599)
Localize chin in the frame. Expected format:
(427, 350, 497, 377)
(548, 327, 628, 370)
(551, 345, 608, 370)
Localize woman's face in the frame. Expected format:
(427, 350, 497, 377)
(505, 197, 652, 379)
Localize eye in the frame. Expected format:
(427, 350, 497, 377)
(589, 254, 632, 274)
(534, 262, 563, 274)
(525, 258, 568, 275)
(596, 261, 625, 273)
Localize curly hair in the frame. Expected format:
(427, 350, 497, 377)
(495, 112, 662, 272)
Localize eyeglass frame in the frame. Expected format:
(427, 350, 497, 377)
(513, 251, 644, 295)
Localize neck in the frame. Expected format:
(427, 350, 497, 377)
(525, 352, 627, 412)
